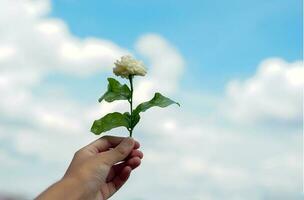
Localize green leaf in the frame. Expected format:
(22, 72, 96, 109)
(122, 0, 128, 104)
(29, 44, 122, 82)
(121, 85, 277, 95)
(123, 112, 132, 126)
(91, 112, 130, 135)
(131, 113, 141, 129)
(134, 92, 180, 116)
(98, 78, 131, 103)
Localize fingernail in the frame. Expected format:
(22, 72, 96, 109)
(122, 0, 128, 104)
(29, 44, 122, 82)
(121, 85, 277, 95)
(121, 137, 134, 147)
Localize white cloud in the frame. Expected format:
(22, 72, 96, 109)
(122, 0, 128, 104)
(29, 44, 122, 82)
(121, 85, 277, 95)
(134, 34, 185, 103)
(0, 45, 17, 60)
(221, 58, 303, 126)
(0, 0, 128, 77)
(24, 0, 51, 17)
(135, 34, 184, 85)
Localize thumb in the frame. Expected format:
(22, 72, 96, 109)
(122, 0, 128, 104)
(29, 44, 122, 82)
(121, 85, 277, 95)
(100, 137, 135, 166)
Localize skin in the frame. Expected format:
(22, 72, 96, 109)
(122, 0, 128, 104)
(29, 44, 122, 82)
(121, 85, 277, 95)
(36, 136, 143, 200)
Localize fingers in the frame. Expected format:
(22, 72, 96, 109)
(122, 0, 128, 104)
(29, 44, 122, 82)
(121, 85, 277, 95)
(106, 155, 142, 182)
(102, 142, 143, 182)
(103, 151, 143, 199)
(99, 137, 135, 166)
(83, 136, 140, 153)
(126, 149, 144, 160)
(133, 141, 140, 149)
(112, 166, 132, 189)
(110, 158, 141, 191)
(127, 156, 141, 168)
(105, 166, 132, 198)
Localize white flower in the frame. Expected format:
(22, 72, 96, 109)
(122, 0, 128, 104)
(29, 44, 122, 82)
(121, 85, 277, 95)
(113, 55, 147, 78)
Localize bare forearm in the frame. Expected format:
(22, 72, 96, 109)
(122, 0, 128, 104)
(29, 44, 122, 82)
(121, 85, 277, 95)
(35, 177, 96, 200)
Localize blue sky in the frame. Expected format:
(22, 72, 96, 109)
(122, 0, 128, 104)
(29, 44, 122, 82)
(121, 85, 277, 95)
(50, 0, 302, 93)
(0, 0, 302, 199)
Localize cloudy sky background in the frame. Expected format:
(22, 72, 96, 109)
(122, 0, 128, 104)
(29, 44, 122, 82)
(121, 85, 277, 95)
(0, 0, 303, 199)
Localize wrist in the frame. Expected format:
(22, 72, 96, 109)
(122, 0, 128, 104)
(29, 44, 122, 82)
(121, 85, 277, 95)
(60, 176, 99, 200)
(38, 177, 95, 200)
(60, 177, 87, 198)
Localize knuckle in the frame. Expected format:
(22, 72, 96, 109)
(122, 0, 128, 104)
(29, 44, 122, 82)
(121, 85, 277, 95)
(101, 135, 110, 140)
(114, 146, 127, 157)
(100, 135, 111, 145)
(74, 149, 84, 157)
(101, 135, 108, 139)
(74, 150, 80, 156)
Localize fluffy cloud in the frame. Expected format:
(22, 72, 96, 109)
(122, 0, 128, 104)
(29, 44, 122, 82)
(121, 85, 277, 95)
(133, 34, 185, 103)
(0, 0, 127, 77)
(221, 58, 303, 126)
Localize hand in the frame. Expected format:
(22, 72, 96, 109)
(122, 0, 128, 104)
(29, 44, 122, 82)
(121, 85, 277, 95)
(65, 136, 143, 199)
(36, 136, 143, 200)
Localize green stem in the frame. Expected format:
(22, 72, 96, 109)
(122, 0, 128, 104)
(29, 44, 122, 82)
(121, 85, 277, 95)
(128, 75, 134, 137)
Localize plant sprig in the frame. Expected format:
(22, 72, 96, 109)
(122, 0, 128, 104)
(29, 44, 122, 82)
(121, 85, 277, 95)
(91, 55, 180, 137)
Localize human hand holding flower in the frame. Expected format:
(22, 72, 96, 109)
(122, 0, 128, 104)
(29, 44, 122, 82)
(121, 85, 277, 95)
(36, 55, 178, 200)
(36, 136, 143, 200)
